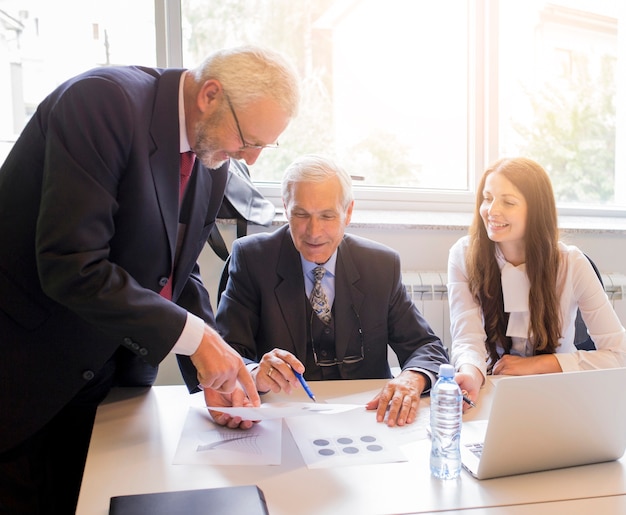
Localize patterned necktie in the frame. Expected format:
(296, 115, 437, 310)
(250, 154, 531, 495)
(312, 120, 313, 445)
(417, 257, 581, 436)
(160, 151, 196, 300)
(310, 266, 332, 325)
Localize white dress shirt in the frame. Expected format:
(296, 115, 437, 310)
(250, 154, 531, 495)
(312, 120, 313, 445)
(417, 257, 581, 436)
(170, 72, 204, 356)
(447, 235, 626, 377)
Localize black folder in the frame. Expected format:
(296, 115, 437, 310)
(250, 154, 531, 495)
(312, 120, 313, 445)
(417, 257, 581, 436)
(109, 485, 269, 515)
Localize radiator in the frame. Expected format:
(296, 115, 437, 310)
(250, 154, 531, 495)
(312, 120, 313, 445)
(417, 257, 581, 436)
(398, 271, 626, 360)
(402, 272, 451, 356)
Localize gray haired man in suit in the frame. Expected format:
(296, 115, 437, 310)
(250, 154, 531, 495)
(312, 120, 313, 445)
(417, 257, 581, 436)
(0, 46, 300, 513)
(198, 154, 449, 429)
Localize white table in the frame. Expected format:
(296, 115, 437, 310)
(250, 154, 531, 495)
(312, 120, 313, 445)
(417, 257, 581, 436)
(77, 378, 626, 514)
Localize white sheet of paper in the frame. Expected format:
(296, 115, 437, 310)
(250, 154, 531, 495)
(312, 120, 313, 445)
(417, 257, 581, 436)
(173, 406, 282, 465)
(285, 408, 407, 469)
(328, 389, 431, 445)
(204, 401, 362, 420)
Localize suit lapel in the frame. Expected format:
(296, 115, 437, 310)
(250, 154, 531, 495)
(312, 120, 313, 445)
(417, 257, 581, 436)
(148, 68, 185, 267)
(171, 159, 228, 299)
(172, 159, 209, 297)
(334, 239, 365, 360)
(144, 68, 230, 300)
(275, 228, 309, 361)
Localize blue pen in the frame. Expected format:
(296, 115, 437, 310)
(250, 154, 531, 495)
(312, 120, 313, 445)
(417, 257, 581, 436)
(294, 370, 316, 402)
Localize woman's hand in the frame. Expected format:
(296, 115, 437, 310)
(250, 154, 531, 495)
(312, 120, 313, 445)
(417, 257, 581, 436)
(455, 364, 484, 412)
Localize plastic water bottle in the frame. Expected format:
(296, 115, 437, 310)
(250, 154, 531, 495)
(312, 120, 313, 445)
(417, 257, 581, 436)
(430, 363, 462, 479)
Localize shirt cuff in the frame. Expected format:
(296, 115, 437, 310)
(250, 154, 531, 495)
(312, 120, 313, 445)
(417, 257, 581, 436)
(246, 363, 272, 394)
(402, 367, 435, 393)
(170, 312, 204, 356)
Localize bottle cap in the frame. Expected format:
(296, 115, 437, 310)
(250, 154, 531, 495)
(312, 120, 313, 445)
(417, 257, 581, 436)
(439, 363, 455, 379)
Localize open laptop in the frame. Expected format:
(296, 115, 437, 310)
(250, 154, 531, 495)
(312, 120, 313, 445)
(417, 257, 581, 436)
(461, 367, 626, 480)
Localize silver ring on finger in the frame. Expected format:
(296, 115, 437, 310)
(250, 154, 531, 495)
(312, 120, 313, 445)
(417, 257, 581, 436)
(267, 367, 274, 378)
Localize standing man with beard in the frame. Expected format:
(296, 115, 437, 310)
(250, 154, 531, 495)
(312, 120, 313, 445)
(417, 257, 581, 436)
(0, 46, 300, 514)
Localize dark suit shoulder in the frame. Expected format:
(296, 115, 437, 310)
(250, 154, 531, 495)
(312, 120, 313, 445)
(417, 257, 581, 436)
(70, 65, 174, 85)
(38, 66, 181, 117)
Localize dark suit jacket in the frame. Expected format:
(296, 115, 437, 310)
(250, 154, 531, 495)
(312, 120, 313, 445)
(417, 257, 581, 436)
(211, 225, 448, 382)
(0, 66, 226, 451)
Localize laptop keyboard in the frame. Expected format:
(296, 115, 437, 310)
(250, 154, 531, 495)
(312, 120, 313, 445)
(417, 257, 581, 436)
(465, 442, 484, 458)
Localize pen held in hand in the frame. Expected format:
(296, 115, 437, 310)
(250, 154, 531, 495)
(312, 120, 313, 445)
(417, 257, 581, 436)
(293, 370, 316, 402)
(462, 394, 476, 409)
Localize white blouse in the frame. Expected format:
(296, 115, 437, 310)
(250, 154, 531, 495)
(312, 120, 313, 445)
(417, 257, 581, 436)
(447, 235, 626, 377)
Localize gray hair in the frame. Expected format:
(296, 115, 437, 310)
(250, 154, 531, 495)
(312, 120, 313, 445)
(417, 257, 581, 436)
(282, 154, 354, 209)
(191, 45, 300, 118)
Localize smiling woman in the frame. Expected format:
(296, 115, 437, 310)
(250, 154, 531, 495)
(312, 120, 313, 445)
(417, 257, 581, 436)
(447, 156, 626, 408)
(479, 172, 529, 265)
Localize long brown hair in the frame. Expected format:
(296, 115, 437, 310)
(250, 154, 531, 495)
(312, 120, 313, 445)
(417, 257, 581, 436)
(466, 157, 561, 369)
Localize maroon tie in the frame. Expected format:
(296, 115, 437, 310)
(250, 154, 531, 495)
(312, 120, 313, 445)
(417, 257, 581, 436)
(179, 151, 195, 201)
(160, 151, 196, 300)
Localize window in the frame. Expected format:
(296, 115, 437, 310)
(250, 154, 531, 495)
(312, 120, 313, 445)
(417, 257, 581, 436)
(496, 0, 624, 209)
(1, 0, 624, 213)
(0, 0, 155, 163)
(180, 0, 471, 205)
(178, 0, 625, 211)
